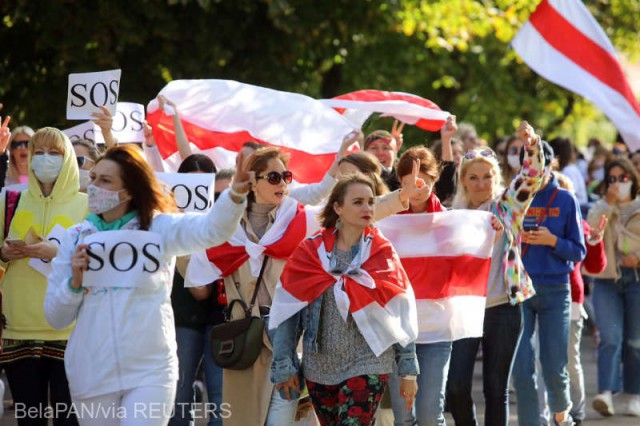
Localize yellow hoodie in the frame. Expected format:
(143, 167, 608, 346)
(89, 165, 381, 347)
(0, 132, 88, 340)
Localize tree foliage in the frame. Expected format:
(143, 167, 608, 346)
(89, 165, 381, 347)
(1, 0, 639, 146)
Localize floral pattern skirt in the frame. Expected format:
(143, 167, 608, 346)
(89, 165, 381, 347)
(306, 374, 388, 425)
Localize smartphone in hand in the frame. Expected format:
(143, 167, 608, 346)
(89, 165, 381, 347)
(523, 224, 539, 232)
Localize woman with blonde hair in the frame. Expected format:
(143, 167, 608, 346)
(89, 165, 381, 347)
(0, 127, 88, 424)
(446, 121, 546, 425)
(5, 125, 35, 187)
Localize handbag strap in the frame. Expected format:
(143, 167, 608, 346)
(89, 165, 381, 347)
(225, 256, 269, 319)
(247, 255, 269, 313)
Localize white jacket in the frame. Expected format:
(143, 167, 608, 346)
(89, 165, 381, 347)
(44, 190, 245, 400)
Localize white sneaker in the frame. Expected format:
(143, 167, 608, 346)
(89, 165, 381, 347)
(628, 394, 640, 417)
(592, 391, 614, 417)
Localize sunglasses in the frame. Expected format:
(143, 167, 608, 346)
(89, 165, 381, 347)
(256, 171, 293, 185)
(10, 140, 28, 150)
(76, 155, 95, 168)
(607, 174, 629, 184)
(463, 149, 497, 161)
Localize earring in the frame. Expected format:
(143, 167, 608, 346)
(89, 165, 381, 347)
(336, 217, 343, 230)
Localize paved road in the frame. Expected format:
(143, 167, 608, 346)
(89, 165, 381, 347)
(1, 331, 637, 424)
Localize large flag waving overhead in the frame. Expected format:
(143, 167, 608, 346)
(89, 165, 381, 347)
(376, 210, 496, 342)
(322, 90, 451, 132)
(146, 80, 356, 183)
(512, 0, 640, 151)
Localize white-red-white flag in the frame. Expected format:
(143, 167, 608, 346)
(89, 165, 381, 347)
(512, 0, 640, 151)
(146, 80, 356, 182)
(322, 90, 450, 131)
(376, 210, 496, 343)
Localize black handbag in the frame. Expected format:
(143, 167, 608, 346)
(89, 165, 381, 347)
(209, 257, 268, 370)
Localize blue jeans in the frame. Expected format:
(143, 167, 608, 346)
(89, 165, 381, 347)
(512, 284, 572, 425)
(389, 341, 452, 425)
(265, 384, 298, 426)
(170, 326, 224, 426)
(593, 267, 640, 395)
(446, 303, 523, 426)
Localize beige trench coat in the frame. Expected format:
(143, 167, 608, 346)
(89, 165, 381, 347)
(220, 192, 407, 425)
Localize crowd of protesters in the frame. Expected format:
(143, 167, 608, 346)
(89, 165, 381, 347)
(0, 95, 638, 426)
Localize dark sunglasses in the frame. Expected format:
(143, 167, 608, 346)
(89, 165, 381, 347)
(10, 140, 28, 150)
(76, 155, 95, 168)
(463, 149, 496, 161)
(256, 170, 293, 185)
(607, 174, 629, 184)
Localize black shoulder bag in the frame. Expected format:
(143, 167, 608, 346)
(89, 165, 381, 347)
(209, 257, 269, 370)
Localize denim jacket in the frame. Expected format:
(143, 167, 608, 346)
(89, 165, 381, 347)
(270, 292, 419, 384)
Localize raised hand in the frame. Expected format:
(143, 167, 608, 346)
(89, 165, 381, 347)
(0, 115, 11, 153)
(516, 121, 539, 149)
(92, 106, 117, 148)
(157, 95, 178, 113)
(143, 121, 156, 148)
(340, 129, 363, 156)
(391, 120, 405, 150)
(440, 115, 457, 142)
(399, 159, 429, 204)
(230, 150, 252, 201)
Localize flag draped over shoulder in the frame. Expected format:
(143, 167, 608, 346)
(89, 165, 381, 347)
(322, 90, 450, 132)
(184, 197, 313, 286)
(376, 210, 496, 343)
(512, 0, 640, 151)
(269, 227, 418, 357)
(146, 80, 356, 182)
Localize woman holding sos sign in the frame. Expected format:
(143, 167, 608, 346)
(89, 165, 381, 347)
(44, 145, 251, 425)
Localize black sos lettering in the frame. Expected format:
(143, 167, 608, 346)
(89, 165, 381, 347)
(86, 241, 161, 273)
(69, 80, 119, 108)
(112, 109, 144, 133)
(172, 184, 212, 211)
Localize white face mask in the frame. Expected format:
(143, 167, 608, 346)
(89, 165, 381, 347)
(87, 185, 128, 214)
(32, 154, 63, 184)
(617, 181, 633, 200)
(78, 169, 92, 190)
(507, 155, 521, 171)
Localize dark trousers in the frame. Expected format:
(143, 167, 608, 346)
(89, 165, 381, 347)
(5, 357, 78, 426)
(446, 303, 523, 426)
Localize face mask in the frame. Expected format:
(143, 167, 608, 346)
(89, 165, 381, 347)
(507, 155, 521, 171)
(593, 168, 605, 182)
(87, 185, 128, 214)
(617, 181, 633, 200)
(78, 169, 92, 190)
(31, 154, 63, 184)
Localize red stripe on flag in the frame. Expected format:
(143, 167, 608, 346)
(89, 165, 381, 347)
(530, 0, 640, 116)
(333, 90, 446, 131)
(401, 255, 489, 299)
(147, 110, 336, 183)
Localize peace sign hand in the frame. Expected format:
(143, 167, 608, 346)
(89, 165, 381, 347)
(391, 120, 405, 150)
